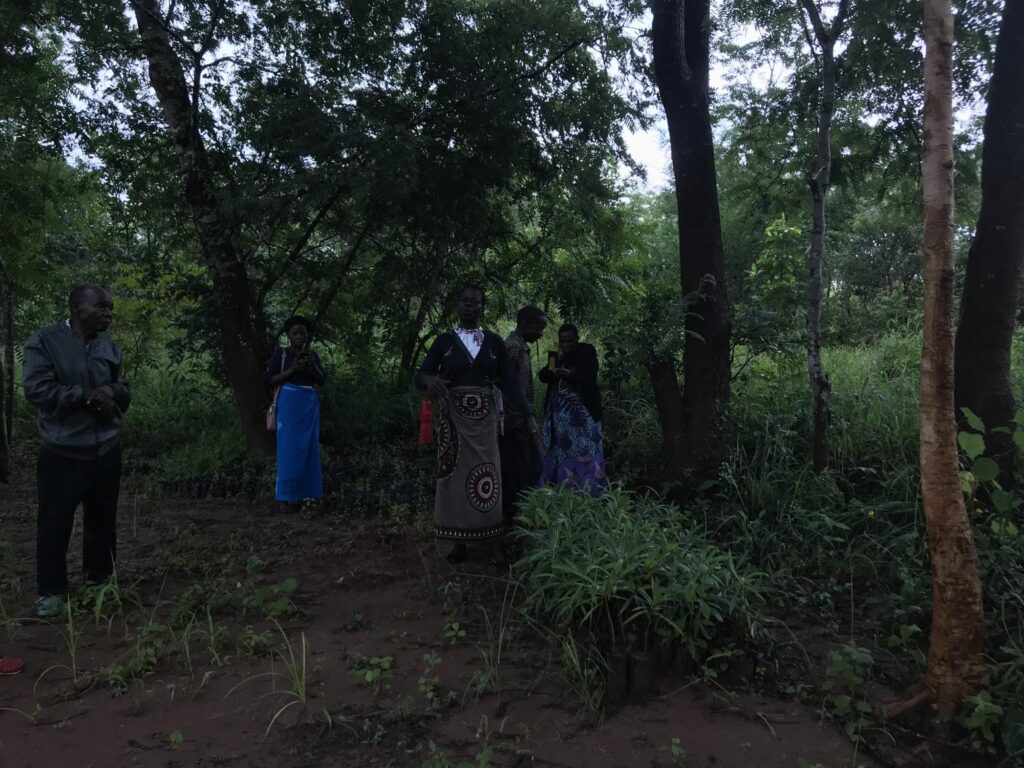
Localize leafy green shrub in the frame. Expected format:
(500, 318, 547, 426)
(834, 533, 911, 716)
(513, 485, 763, 659)
(317, 360, 421, 446)
(123, 356, 248, 485)
(822, 642, 874, 742)
(958, 690, 1005, 754)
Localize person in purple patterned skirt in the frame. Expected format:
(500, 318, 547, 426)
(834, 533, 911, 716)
(538, 323, 607, 496)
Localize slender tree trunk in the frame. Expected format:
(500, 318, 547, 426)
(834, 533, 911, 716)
(897, 0, 986, 721)
(2, 276, 13, 443)
(799, 0, 849, 474)
(0, 272, 11, 482)
(645, 353, 686, 473)
(953, 1, 1024, 471)
(130, 0, 273, 455)
(0, 358, 8, 483)
(650, 0, 731, 481)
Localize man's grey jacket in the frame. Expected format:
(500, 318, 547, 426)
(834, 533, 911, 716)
(23, 322, 131, 458)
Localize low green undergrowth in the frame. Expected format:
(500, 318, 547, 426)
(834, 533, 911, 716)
(513, 485, 763, 682)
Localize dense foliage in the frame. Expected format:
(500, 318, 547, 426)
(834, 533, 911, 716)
(3, 0, 1023, 760)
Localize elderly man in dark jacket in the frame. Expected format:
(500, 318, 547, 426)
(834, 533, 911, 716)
(23, 285, 130, 618)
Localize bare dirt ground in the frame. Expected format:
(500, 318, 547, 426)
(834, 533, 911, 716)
(0, 461, 872, 768)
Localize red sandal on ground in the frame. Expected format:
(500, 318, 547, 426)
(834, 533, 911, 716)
(0, 655, 25, 675)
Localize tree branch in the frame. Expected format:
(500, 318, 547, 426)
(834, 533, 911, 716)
(258, 189, 345, 302)
(798, 0, 829, 45)
(311, 221, 374, 327)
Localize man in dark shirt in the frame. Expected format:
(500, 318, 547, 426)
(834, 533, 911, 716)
(23, 285, 130, 618)
(502, 306, 548, 524)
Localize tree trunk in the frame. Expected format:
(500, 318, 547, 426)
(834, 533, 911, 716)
(130, 0, 273, 455)
(645, 353, 686, 474)
(953, 1, 1024, 469)
(650, 0, 731, 481)
(2, 276, 13, 443)
(799, 0, 849, 474)
(0, 358, 9, 483)
(909, 0, 986, 720)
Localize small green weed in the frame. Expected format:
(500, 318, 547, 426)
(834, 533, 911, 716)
(243, 577, 298, 619)
(350, 654, 393, 694)
(238, 625, 272, 657)
(443, 620, 467, 645)
(659, 737, 687, 766)
(419, 652, 453, 710)
(78, 573, 140, 631)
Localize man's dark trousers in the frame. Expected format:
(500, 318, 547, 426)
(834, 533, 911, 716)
(37, 444, 121, 596)
(501, 424, 541, 526)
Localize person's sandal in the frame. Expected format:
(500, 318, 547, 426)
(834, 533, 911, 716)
(36, 595, 66, 619)
(0, 656, 25, 675)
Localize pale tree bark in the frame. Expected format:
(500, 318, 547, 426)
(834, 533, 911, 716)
(799, 0, 849, 473)
(890, 0, 986, 722)
(129, 0, 274, 455)
(649, 0, 732, 482)
(953, 1, 1024, 476)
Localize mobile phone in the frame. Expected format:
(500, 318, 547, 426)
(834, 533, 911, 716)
(547, 351, 558, 371)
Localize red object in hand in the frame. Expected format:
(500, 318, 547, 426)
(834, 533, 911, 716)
(418, 399, 433, 444)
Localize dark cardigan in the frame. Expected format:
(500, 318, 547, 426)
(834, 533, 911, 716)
(265, 347, 326, 387)
(415, 330, 530, 416)
(538, 342, 603, 423)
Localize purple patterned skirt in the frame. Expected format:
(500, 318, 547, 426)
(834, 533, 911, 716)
(540, 388, 607, 497)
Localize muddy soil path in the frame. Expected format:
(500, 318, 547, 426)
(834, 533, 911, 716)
(0, 467, 868, 767)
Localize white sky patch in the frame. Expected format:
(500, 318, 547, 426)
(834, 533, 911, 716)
(620, 20, 777, 191)
(620, 12, 985, 192)
(622, 121, 671, 191)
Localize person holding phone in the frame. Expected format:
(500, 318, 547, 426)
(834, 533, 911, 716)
(266, 316, 326, 508)
(538, 323, 607, 496)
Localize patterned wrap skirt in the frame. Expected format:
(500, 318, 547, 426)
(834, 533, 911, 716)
(433, 386, 504, 540)
(540, 388, 607, 497)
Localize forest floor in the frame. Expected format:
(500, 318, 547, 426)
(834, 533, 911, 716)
(1, 460, 874, 768)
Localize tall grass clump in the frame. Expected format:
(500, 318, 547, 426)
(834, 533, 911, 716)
(711, 334, 926, 596)
(601, 392, 663, 486)
(513, 485, 763, 664)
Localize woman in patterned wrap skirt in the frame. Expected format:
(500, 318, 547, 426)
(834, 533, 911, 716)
(415, 286, 536, 563)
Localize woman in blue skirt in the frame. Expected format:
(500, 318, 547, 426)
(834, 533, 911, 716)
(266, 316, 326, 507)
